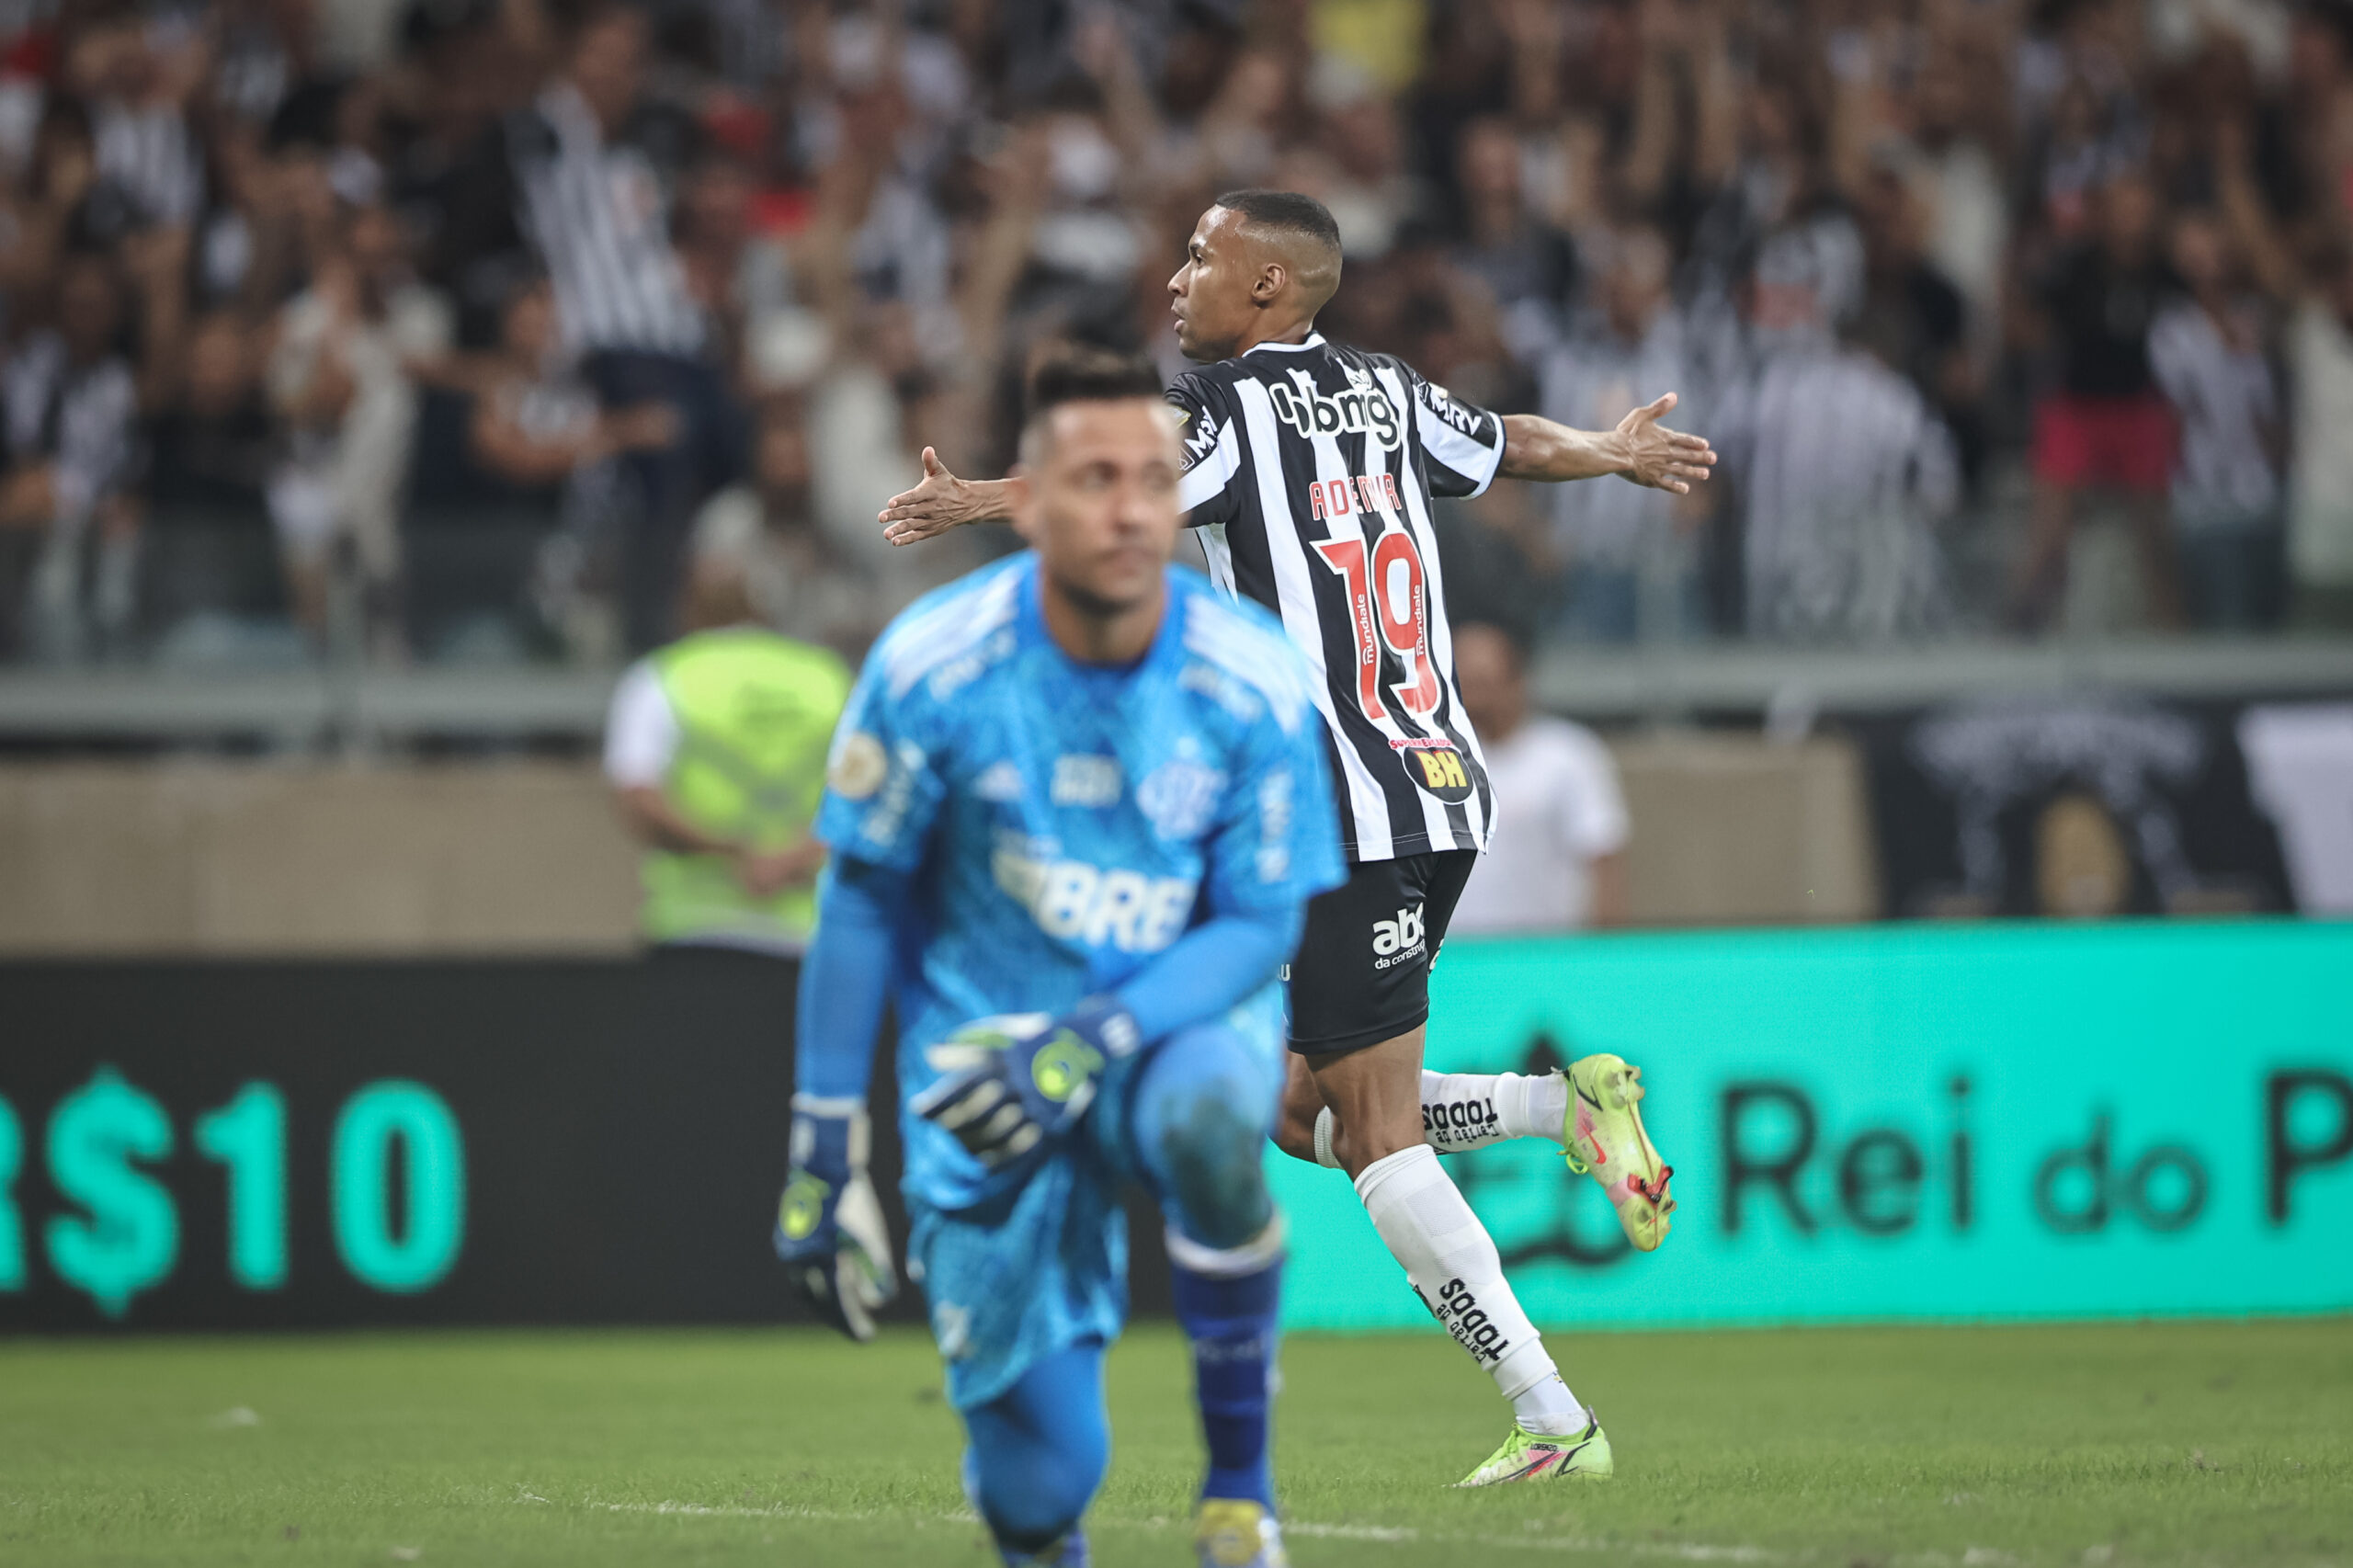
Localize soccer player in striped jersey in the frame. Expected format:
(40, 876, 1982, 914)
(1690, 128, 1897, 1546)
(879, 191, 1711, 1487)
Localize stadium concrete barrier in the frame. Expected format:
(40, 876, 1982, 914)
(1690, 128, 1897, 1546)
(0, 763, 640, 955)
(0, 744, 1875, 956)
(1611, 733, 1879, 924)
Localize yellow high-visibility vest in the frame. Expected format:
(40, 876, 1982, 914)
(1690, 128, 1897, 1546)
(639, 627, 850, 949)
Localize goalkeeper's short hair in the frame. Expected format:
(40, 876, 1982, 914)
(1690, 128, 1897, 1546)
(1020, 346, 1165, 460)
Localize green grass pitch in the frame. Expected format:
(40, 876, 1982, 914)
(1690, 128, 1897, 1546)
(2, 1320, 2346, 1566)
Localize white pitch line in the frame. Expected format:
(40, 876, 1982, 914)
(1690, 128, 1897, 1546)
(586, 1501, 975, 1526)
(571, 1498, 1788, 1561)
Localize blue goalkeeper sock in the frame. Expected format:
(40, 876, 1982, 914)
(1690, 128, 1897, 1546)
(1170, 1248, 1282, 1508)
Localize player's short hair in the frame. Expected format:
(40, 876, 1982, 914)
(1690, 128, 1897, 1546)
(1211, 189, 1342, 256)
(1019, 346, 1165, 460)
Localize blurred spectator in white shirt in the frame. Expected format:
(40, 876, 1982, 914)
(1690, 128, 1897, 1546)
(2289, 240, 2353, 625)
(1450, 622, 1630, 934)
(267, 199, 450, 644)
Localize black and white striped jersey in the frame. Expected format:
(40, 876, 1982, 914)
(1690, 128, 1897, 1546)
(93, 103, 203, 229)
(1169, 334, 1506, 863)
(509, 85, 705, 358)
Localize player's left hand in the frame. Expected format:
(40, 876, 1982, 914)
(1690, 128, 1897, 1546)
(1614, 392, 1717, 494)
(911, 999, 1142, 1169)
(775, 1099, 897, 1342)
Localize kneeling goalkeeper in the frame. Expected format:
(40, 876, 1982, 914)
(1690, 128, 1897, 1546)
(774, 349, 1343, 1568)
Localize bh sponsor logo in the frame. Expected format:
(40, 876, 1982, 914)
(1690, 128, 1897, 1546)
(1393, 737, 1474, 802)
(1372, 904, 1425, 971)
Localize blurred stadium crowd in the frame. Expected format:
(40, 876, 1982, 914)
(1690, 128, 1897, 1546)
(6, 0, 2353, 671)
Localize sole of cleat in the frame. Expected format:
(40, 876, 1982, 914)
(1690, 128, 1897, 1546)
(1568, 1054, 1677, 1252)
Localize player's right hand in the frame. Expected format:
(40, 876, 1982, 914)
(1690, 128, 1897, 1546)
(910, 1001, 1140, 1169)
(774, 1097, 897, 1343)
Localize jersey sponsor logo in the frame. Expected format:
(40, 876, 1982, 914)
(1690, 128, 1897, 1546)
(1176, 406, 1220, 472)
(1266, 377, 1402, 450)
(1305, 472, 1404, 520)
(1421, 381, 1487, 442)
(828, 730, 888, 800)
(1427, 1276, 1513, 1366)
(1136, 757, 1224, 840)
(1425, 1095, 1501, 1148)
(1372, 903, 1426, 969)
(993, 846, 1197, 953)
(1051, 754, 1122, 808)
(972, 760, 1025, 801)
(1395, 738, 1474, 802)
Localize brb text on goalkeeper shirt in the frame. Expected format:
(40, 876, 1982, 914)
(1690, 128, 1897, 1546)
(1166, 332, 1503, 863)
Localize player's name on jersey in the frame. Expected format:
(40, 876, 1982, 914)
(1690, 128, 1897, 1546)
(1306, 473, 1404, 520)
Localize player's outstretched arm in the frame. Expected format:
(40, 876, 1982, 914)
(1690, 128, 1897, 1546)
(878, 448, 1029, 546)
(1498, 392, 1717, 494)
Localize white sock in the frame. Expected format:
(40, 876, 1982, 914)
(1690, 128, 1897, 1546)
(1511, 1371, 1587, 1436)
(1312, 1073, 1566, 1165)
(1353, 1146, 1584, 1432)
(1419, 1071, 1569, 1152)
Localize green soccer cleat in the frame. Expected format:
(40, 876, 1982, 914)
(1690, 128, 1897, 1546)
(1194, 1498, 1288, 1567)
(1565, 1053, 1677, 1251)
(1454, 1416, 1614, 1487)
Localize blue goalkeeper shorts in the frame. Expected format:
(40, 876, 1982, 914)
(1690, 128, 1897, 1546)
(906, 990, 1285, 1411)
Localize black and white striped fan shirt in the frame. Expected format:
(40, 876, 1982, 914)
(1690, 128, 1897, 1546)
(510, 85, 705, 358)
(1169, 334, 1505, 864)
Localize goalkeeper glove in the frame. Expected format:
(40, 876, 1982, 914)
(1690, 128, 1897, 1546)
(774, 1095, 896, 1342)
(909, 997, 1142, 1169)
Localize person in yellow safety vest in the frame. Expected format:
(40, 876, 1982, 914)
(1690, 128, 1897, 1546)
(602, 534, 850, 953)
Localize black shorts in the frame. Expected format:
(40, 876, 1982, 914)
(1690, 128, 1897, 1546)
(1285, 848, 1478, 1057)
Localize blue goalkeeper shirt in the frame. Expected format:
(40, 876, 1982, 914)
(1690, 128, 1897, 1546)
(808, 553, 1344, 1212)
